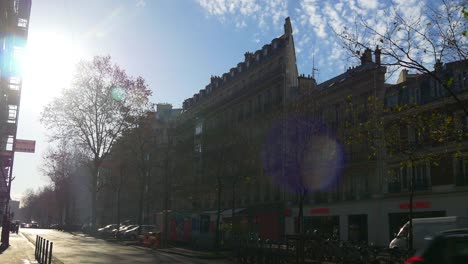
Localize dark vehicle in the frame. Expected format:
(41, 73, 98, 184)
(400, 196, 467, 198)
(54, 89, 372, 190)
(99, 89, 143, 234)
(405, 229, 468, 264)
(97, 224, 117, 236)
(115, 225, 138, 238)
(122, 225, 156, 240)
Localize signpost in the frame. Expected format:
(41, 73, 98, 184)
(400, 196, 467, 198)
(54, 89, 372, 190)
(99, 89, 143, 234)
(14, 139, 36, 153)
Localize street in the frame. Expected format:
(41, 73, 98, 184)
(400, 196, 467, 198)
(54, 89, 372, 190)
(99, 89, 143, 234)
(20, 228, 232, 264)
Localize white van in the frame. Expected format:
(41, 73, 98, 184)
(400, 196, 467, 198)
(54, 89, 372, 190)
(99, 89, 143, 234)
(389, 216, 468, 250)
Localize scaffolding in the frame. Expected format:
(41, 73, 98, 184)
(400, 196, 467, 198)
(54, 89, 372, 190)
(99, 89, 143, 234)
(0, 0, 31, 245)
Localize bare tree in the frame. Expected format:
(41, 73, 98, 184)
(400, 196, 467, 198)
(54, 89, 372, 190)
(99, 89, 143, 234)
(40, 140, 81, 228)
(40, 56, 152, 231)
(334, 0, 468, 115)
(118, 112, 157, 233)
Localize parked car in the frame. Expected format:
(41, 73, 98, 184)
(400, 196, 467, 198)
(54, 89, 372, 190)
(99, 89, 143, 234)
(390, 216, 468, 250)
(115, 225, 138, 238)
(97, 224, 117, 236)
(122, 225, 156, 240)
(405, 229, 468, 264)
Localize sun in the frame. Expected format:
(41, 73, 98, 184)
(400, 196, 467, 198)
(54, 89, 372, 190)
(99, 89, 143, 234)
(22, 31, 86, 105)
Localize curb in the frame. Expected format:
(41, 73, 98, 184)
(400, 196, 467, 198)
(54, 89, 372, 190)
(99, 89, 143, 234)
(156, 248, 231, 259)
(21, 233, 64, 264)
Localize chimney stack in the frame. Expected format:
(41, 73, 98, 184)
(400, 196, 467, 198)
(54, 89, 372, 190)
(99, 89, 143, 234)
(361, 48, 373, 65)
(375, 46, 381, 65)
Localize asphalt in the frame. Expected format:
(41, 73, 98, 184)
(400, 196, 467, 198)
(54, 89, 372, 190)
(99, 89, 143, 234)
(19, 229, 233, 263)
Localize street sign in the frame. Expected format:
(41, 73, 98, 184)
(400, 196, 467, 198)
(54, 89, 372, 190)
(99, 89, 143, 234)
(14, 139, 35, 153)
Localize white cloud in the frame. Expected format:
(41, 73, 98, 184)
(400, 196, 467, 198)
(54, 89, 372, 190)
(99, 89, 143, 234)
(195, 0, 288, 29)
(136, 0, 146, 8)
(357, 0, 379, 10)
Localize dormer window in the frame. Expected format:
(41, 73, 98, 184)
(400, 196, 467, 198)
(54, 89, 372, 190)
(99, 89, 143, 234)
(223, 75, 227, 82)
(231, 71, 235, 77)
(246, 60, 250, 67)
(238, 65, 242, 73)
(263, 48, 268, 56)
(273, 41, 278, 49)
(256, 53, 260, 62)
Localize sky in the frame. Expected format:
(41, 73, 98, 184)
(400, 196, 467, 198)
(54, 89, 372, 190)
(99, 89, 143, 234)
(11, 0, 428, 202)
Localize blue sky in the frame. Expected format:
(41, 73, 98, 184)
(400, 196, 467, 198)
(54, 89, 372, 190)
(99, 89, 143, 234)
(12, 0, 426, 202)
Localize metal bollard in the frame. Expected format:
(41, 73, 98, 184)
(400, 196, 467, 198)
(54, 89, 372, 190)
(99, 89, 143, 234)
(45, 240, 49, 264)
(38, 236, 43, 261)
(42, 238, 46, 264)
(35, 235, 38, 259)
(48, 242, 53, 264)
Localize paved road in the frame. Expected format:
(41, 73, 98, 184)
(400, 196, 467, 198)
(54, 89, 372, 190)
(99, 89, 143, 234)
(21, 229, 231, 264)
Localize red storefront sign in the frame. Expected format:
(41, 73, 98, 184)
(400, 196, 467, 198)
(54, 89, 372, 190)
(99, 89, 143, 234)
(310, 208, 330, 214)
(284, 209, 292, 216)
(399, 202, 431, 209)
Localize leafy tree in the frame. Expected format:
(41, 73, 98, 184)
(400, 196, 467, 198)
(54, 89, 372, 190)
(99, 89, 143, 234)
(334, 0, 468, 115)
(344, 93, 465, 251)
(41, 56, 152, 231)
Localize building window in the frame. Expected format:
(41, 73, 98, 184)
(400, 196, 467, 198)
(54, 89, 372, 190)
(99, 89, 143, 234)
(273, 41, 278, 49)
(256, 53, 260, 62)
(263, 48, 268, 56)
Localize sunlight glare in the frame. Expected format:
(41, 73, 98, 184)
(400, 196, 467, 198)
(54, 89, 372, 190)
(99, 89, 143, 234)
(23, 32, 85, 106)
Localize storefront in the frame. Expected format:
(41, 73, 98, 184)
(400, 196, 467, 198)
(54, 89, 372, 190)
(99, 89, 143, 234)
(285, 191, 468, 247)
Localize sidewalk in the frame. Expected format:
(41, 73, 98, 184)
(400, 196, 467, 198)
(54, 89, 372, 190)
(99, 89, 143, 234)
(0, 232, 38, 264)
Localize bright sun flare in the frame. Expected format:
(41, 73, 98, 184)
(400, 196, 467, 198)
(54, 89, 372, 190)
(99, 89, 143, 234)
(22, 32, 85, 104)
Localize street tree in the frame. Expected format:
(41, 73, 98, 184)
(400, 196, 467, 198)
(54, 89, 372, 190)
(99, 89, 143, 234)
(40, 140, 82, 228)
(118, 112, 157, 233)
(344, 93, 465, 251)
(20, 186, 58, 226)
(104, 138, 132, 236)
(40, 56, 152, 231)
(202, 122, 232, 251)
(334, 0, 468, 115)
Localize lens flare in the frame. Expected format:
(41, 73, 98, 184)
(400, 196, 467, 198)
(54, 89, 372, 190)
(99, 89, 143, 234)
(111, 86, 126, 101)
(2, 36, 27, 79)
(262, 116, 345, 193)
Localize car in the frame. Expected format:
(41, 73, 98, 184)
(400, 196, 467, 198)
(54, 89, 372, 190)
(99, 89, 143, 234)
(405, 229, 468, 264)
(122, 225, 157, 240)
(115, 225, 138, 238)
(97, 224, 117, 236)
(391, 216, 468, 250)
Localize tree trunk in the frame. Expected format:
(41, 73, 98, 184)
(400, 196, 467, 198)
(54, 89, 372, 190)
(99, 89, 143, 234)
(116, 185, 121, 237)
(231, 181, 236, 236)
(137, 168, 146, 235)
(408, 163, 415, 252)
(91, 164, 98, 233)
(297, 190, 305, 264)
(215, 177, 222, 251)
